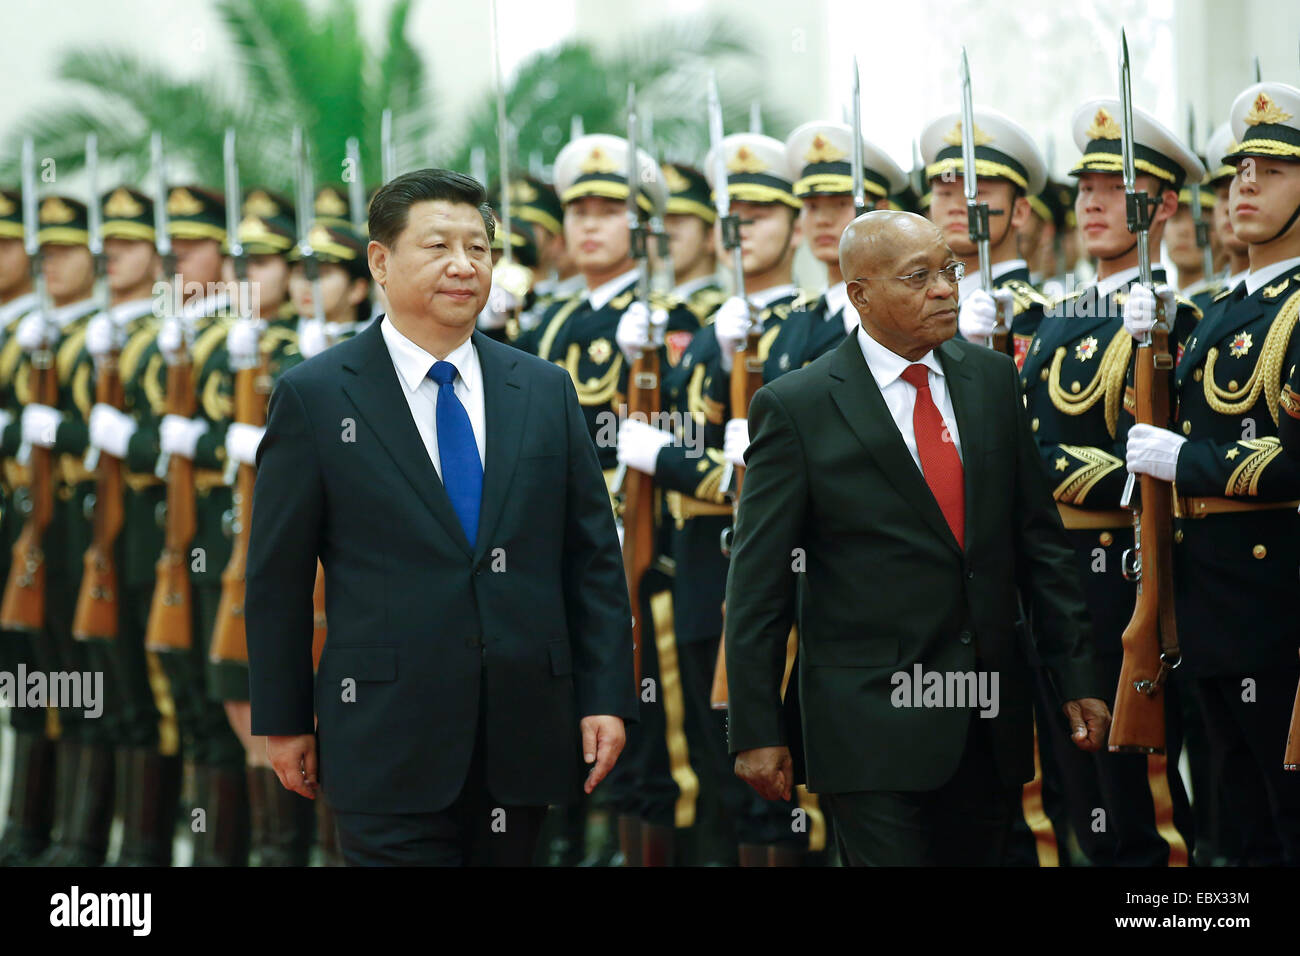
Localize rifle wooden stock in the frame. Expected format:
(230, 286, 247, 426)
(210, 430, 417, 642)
(1285, 647, 1300, 771)
(990, 292, 1013, 359)
(146, 358, 197, 652)
(1, 357, 58, 632)
(1110, 318, 1178, 754)
(623, 348, 660, 686)
(73, 354, 126, 640)
(211, 360, 270, 666)
(710, 327, 766, 711)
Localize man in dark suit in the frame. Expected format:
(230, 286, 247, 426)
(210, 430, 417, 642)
(723, 210, 1111, 866)
(245, 169, 636, 866)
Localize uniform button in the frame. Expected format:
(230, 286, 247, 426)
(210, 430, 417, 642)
(1071, 381, 1081, 393)
(1040, 368, 1049, 381)
(966, 570, 975, 580)
(959, 631, 973, 645)
(1182, 420, 1192, 435)
(1193, 368, 1203, 381)
(1031, 417, 1040, 432)
(1252, 544, 1267, 559)
(1099, 532, 1113, 546)
(1229, 380, 1239, 390)
(1174, 530, 1184, 544)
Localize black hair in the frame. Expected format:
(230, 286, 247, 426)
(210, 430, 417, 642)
(368, 168, 496, 248)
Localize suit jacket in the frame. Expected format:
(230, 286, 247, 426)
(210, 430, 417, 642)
(246, 321, 636, 814)
(724, 332, 1102, 794)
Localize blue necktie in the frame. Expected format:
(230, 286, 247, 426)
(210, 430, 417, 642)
(428, 360, 483, 548)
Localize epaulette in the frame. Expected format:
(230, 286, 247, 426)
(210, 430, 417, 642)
(767, 302, 794, 323)
(1260, 273, 1300, 302)
(789, 289, 817, 313)
(1174, 294, 1203, 322)
(685, 286, 728, 325)
(1047, 288, 1084, 311)
(1211, 286, 1235, 303)
(999, 277, 1051, 315)
(648, 289, 686, 313)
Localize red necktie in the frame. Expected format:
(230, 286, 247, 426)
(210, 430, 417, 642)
(900, 363, 965, 548)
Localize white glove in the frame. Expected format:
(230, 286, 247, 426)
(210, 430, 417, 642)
(616, 418, 672, 476)
(86, 315, 125, 358)
(1125, 423, 1186, 482)
(478, 281, 520, 331)
(20, 404, 61, 449)
(15, 314, 54, 352)
(724, 417, 750, 468)
(1122, 284, 1177, 341)
(157, 317, 187, 365)
(0, 409, 11, 434)
(226, 319, 262, 369)
(298, 319, 328, 359)
(959, 289, 997, 343)
(225, 422, 265, 466)
(714, 297, 753, 373)
(89, 404, 137, 459)
(616, 302, 652, 362)
(159, 414, 208, 460)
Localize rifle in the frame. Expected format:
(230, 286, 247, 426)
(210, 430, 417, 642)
(1186, 106, 1216, 283)
(708, 73, 753, 710)
(487, 0, 532, 306)
(311, 561, 327, 670)
(211, 128, 263, 666)
(960, 48, 1013, 357)
(616, 83, 659, 686)
(0, 138, 55, 633)
(73, 133, 124, 640)
(145, 133, 196, 653)
(1110, 30, 1180, 753)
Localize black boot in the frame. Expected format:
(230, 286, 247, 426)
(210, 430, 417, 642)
(246, 767, 267, 866)
(0, 733, 56, 866)
(258, 768, 314, 866)
(616, 814, 642, 867)
(33, 739, 83, 866)
(114, 748, 180, 866)
(316, 797, 345, 867)
(190, 765, 250, 866)
(57, 743, 116, 867)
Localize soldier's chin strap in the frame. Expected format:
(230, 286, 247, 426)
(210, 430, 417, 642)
(1264, 198, 1300, 245)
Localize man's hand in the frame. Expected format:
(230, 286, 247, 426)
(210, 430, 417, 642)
(159, 414, 208, 460)
(1122, 283, 1177, 341)
(266, 733, 319, 799)
(1126, 423, 1186, 482)
(21, 404, 61, 449)
(1063, 697, 1111, 753)
(734, 745, 793, 801)
(580, 715, 626, 794)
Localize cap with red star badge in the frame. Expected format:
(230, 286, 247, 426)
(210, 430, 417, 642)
(920, 106, 1048, 196)
(1069, 100, 1204, 191)
(237, 188, 296, 255)
(553, 134, 663, 213)
(784, 121, 907, 200)
(1223, 82, 1300, 165)
(37, 195, 90, 247)
(702, 134, 801, 210)
(166, 184, 226, 243)
(101, 186, 155, 243)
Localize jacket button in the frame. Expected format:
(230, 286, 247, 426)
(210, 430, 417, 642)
(1193, 368, 1203, 381)
(1174, 530, 1184, 544)
(1099, 532, 1113, 546)
(1252, 544, 1267, 559)
(959, 631, 973, 645)
(966, 570, 975, 580)
(1182, 420, 1192, 435)
(1040, 368, 1049, 381)
(1031, 417, 1040, 432)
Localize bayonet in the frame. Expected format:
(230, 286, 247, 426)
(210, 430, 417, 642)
(749, 101, 763, 135)
(644, 106, 673, 291)
(850, 56, 865, 217)
(1254, 55, 1262, 84)
(292, 127, 327, 329)
(488, 0, 531, 300)
(626, 83, 649, 306)
(83, 134, 109, 471)
(223, 129, 246, 288)
(1186, 105, 1215, 281)
(570, 115, 584, 141)
(960, 47, 993, 293)
(1120, 29, 1153, 290)
(345, 136, 366, 233)
(381, 108, 395, 183)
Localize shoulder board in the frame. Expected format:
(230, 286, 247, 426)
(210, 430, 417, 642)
(648, 290, 685, 312)
(767, 302, 793, 322)
(1048, 288, 1084, 310)
(192, 318, 233, 371)
(119, 322, 159, 382)
(608, 289, 637, 312)
(1261, 276, 1295, 302)
(999, 277, 1050, 314)
(1174, 294, 1203, 322)
(57, 326, 90, 381)
(789, 289, 817, 313)
(1211, 286, 1235, 303)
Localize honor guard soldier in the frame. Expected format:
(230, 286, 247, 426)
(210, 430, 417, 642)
(76, 187, 182, 865)
(620, 132, 818, 865)
(1200, 122, 1253, 306)
(1019, 100, 1204, 866)
(1167, 179, 1223, 300)
(1124, 82, 1300, 865)
(3, 195, 107, 864)
(505, 176, 582, 348)
(922, 106, 1052, 369)
(476, 211, 539, 344)
(289, 219, 373, 357)
(0, 188, 47, 865)
(660, 163, 726, 323)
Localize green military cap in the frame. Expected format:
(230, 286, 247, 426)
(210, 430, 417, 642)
(507, 176, 563, 236)
(290, 220, 370, 279)
(0, 189, 22, 240)
(888, 185, 923, 214)
(1069, 100, 1203, 191)
(239, 188, 296, 254)
(313, 185, 351, 227)
(1223, 83, 1300, 164)
(37, 194, 90, 246)
(166, 184, 226, 243)
(487, 207, 539, 267)
(101, 186, 155, 243)
(663, 163, 717, 221)
(918, 190, 932, 211)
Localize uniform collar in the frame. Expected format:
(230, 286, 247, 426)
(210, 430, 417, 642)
(380, 316, 480, 397)
(587, 269, 639, 311)
(1244, 255, 1300, 296)
(823, 280, 849, 320)
(180, 290, 229, 319)
(856, 324, 944, 392)
(105, 297, 156, 326)
(0, 292, 37, 327)
(46, 296, 100, 330)
(750, 282, 798, 308)
(1094, 262, 1167, 300)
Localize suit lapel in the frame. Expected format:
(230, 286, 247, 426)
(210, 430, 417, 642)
(828, 336, 961, 553)
(339, 321, 472, 557)
(472, 331, 526, 562)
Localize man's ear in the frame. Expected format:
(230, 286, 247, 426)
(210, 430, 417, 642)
(366, 240, 387, 286)
(847, 279, 869, 313)
(1151, 187, 1179, 227)
(1010, 195, 1032, 231)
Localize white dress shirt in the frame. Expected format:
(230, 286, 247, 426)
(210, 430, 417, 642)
(856, 326, 963, 474)
(1244, 255, 1300, 296)
(380, 317, 486, 478)
(587, 269, 640, 311)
